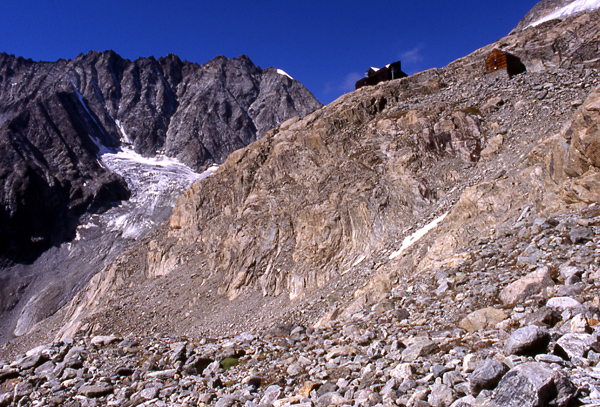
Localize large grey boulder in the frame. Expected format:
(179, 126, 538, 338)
(505, 326, 550, 356)
(490, 362, 575, 407)
(469, 359, 509, 396)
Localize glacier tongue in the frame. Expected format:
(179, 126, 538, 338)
(7, 145, 216, 340)
(82, 147, 217, 240)
(530, 0, 600, 26)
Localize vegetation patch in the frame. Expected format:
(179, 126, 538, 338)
(220, 357, 239, 371)
(461, 106, 482, 116)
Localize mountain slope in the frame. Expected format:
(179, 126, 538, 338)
(18, 8, 596, 346)
(0, 51, 321, 265)
(4, 4, 600, 406)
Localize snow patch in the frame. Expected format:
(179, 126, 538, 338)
(530, 0, 600, 26)
(115, 119, 133, 144)
(389, 212, 448, 259)
(276, 69, 293, 80)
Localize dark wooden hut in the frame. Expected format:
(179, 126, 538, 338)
(485, 49, 526, 78)
(355, 60, 407, 89)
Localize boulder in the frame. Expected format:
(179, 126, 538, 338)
(490, 362, 575, 407)
(505, 325, 550, 356)
(546, 297, 582, 311)
(469, 359, 509, 395)
(90, 335, 121, 347)
(78, 383, 114, 398)
(458, 308, 507, 332)
(555, 333, 600, 360)
(402, 339, 438, 362)
(569, 226, 594, 244)
(428, 383, 457, 407)
(499, 267, 555, 306)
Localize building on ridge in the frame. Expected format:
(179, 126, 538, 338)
(355, 60, 407, 89)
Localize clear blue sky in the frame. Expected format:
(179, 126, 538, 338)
(0, 0, 538, 105)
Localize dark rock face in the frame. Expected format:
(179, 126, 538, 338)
(0, 51, 321, 265)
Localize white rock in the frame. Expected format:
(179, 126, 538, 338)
(546, 297, 581, 310)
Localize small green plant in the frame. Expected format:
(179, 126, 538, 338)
(461, 106, 482, 116)
(220, 357, 239, 371)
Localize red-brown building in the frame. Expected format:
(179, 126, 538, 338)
(485, 49, 526, 78)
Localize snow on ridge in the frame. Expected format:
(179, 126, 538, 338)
(530, 0, 600, 26)
(276, 69, 294, 80)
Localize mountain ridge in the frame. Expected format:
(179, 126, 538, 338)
(0, 50, 321, 265)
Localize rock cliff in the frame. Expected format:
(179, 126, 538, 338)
(0, 51, 321, 265)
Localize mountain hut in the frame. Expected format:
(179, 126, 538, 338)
(355, 60, 407, 89)
(485, 49, 526, 78)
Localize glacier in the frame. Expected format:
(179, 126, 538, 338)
(6, 135, 216, 340)
(530, 0, 600, 26)
(95, 147, 217, 239)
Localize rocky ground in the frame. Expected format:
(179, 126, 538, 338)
(2, 203, 600, 406)
(4, 5, 600, 407)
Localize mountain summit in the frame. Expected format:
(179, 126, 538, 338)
(0, 51, 321, 265)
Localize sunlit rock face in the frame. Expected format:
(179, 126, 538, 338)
(0, 51, 321, 341)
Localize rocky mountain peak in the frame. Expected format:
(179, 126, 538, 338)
(0, 50, 321, 265)
(0, 50, 321, 347)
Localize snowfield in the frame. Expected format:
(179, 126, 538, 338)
(530, 0, 600, 26)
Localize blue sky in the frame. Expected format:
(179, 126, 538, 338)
(0, 0, 538, 104)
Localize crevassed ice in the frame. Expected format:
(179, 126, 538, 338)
(530, 0, 600, 26)
(99, 146, 217, 239)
